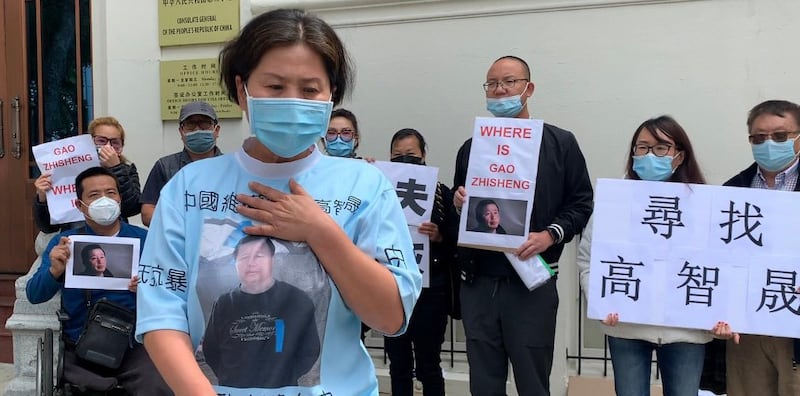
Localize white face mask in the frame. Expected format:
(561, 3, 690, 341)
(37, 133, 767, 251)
(84, 196, 121, 226)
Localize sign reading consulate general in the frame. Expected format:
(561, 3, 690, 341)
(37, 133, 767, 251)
(158, 0, 239, 46)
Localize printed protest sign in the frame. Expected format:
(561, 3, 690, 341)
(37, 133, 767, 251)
(375, 161, 439, 287)
(458, 117, 543, 251)
(32, 135, 100, 224)
(66, 235, 140, 291)
(373, 161, 439, 226)
(588, 178, 800, 338)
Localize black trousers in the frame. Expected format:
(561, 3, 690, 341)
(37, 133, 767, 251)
(63, 343, 172, 395)
(384, 287, 448, 396)
(460, 275, 558, 396)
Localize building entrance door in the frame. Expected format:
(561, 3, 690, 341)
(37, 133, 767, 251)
(0, 0, 92, 362)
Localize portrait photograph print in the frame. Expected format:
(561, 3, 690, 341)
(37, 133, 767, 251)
(465, 196, 528, 236)
(196, 218, 331, 390)
(65, 235, 139, 291)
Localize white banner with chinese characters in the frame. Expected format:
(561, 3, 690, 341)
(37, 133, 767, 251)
(457, 117, 542, 251)
(587, 179, 800, 338)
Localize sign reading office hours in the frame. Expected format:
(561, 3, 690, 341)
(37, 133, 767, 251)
(158, 0, 239, 47)
(160, 58, 243, 121)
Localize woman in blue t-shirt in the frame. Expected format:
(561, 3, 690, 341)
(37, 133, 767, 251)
(136, 8, 421, 396)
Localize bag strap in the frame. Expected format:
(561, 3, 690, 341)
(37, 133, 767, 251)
(83, 290, 92, 309)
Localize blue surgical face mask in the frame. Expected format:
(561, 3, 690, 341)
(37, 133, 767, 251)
(245, 86, 333, 158)
(324, 137, 355, 157)
(632, 153, 675, 181)
(184, 130, 216, 154)
(751, 139, 798, 172)
(486, 92, 526, 118)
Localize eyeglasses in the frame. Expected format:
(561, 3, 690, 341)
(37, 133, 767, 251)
(482, 78, 529, 92)
(93, 136, 123, 149)
(181, 119, 216, 131)
(748, 131, 800, 144)
(325, 128, 355, 142)
(633, 143, 674, 157)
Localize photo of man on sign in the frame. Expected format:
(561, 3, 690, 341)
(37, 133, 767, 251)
(466, 197, 527, 236)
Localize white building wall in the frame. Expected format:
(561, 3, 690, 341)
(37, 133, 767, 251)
(89, 0, 800, 394)
(93, 0, 254, 195)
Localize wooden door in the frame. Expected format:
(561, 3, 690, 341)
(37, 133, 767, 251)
(0, 0, 93, 363)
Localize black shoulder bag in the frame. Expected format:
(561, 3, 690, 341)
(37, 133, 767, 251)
(74, 292, 135, 369)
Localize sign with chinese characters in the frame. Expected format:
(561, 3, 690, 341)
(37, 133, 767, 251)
(458, 117, 542, 251)
(160, 58, 243, 121)
(158, 0, 239, 47)
(374, 161, 438, 287)
(373, 161, 438, 226)
(32, 134, 100, 223)
(587, 178, 800, 338)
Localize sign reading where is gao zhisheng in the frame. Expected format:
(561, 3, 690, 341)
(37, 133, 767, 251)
(458, 117, 543, 251)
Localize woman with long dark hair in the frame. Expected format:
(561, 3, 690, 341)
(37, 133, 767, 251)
(577, 115, 734, 396)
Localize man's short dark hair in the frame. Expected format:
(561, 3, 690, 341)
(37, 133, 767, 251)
(747, 100, 800, 132)
(233, 235, 276, 258)
(494, 55, 531, 80)
(474, 199, 499, 224)
(75, 166, 119, 200)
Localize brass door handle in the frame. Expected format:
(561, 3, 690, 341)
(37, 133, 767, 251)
(11, 96, 21, 159)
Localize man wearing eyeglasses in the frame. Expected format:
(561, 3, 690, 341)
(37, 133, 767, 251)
(721, 99, 800, 396)
(140, 101, 223, 226)
(451, 55, 593, 395)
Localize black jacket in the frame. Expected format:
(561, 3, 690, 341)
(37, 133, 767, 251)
(453, 123, 593, 278)
(723, 162, 800, 191)
(428, 182, 462, 319)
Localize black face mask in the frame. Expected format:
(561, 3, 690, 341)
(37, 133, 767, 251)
(391, 154, 425, 165)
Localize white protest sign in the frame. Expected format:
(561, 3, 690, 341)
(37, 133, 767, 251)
(65, 235, 140, 291)
(458, 117, 542, 251)
(587, 178, 800, 338)
(409, 225, 431, 288)
(32, 135, 100, 223)
(373, 161, 439, 226)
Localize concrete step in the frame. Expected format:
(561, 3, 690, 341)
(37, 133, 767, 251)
(367, 345, 481, 395)
(375, 366, 471, 395)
